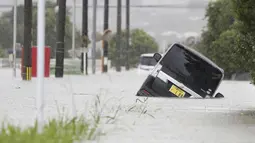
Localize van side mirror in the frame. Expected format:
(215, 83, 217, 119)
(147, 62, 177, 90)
(153, 53, 162, 62)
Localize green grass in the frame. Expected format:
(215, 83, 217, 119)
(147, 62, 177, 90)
(0, 94, 152, 143)
(0, 96, 104, 143)
(0, 115, 100, 143)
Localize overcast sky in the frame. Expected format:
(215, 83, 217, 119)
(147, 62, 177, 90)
(0, 0, 210, 47)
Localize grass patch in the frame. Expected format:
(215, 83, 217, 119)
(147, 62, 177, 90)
(0, 96, 105, 143)
(127, 97, 155, 119)
(0, 94, 155, 143)
(0, 115, 100, 143)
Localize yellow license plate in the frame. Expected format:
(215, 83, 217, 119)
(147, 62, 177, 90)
(169, 85, 185, 98)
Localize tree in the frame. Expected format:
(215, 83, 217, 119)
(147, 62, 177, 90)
(210, 29, 246, 78)
(232, 0, 255, 83)
(0, 0, 81, 58)
(197, 0, 234, 56)
(232, 0, 255, 34)
(109, 29, 159, 68)
(194, 0, 242, 78)
(206, 0, 234, 39)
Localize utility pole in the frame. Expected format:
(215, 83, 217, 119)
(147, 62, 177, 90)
(81, 0, 88, 75)
(36, 0, 45, 133)
(102, 0, 109, 73)
(116, 0, 121, 72)
(23, 0, 32, 81)
(13, 0, 17, 77)
(125, 0, 130, 70)
(92, 0, 97, 74)
(72, 0, 76, 59)
(55, 0, 66, 78)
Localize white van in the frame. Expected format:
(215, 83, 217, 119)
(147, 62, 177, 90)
(136, 43, 225, 98)
(137, 53, 160, 75)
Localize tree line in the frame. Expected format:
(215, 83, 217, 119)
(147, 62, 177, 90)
(194, 0, 255, 83)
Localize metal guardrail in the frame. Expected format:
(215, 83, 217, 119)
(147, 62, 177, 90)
(0, 58, 111, 70)
(0, 58, 21, 68)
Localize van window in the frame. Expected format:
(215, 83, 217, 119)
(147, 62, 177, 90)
(160, 44, 223, 96)
(140, 56, 157, 66)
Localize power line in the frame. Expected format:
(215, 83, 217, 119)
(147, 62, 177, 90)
(89, 5, 205, 9)
(0, 4, 206, 9)
(105, 5, 205, 9)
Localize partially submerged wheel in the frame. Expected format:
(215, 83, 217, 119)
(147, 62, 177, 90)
(215, 92, 224, 98)
(136, 93, 142, 96)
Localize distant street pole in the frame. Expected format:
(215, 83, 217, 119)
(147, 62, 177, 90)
(125, 0, 130, 70)
(71, 0, 77, 118)
(116, 0, 121, 72)
(36, 0, 45, 133)
(81, 0, 88, 75)
(72, 0, 76, 59)
(92, 0, 97, 74)
(23, 0, 32, 81)
(12, 0, 17, 78)
(102, 0, 109, 73)
(55, 0, 66, 78)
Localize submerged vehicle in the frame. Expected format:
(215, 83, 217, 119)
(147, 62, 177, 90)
(137, 53, 158, 75)
(136, 43, 224, 98)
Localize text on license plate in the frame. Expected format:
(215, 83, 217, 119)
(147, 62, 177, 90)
(169, 85, 185, 98)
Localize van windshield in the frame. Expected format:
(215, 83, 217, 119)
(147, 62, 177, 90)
(159, 44, 223, 97)
(140, 56, 157, 66)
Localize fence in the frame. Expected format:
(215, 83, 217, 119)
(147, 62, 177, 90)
(0, 58, 112, 73)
